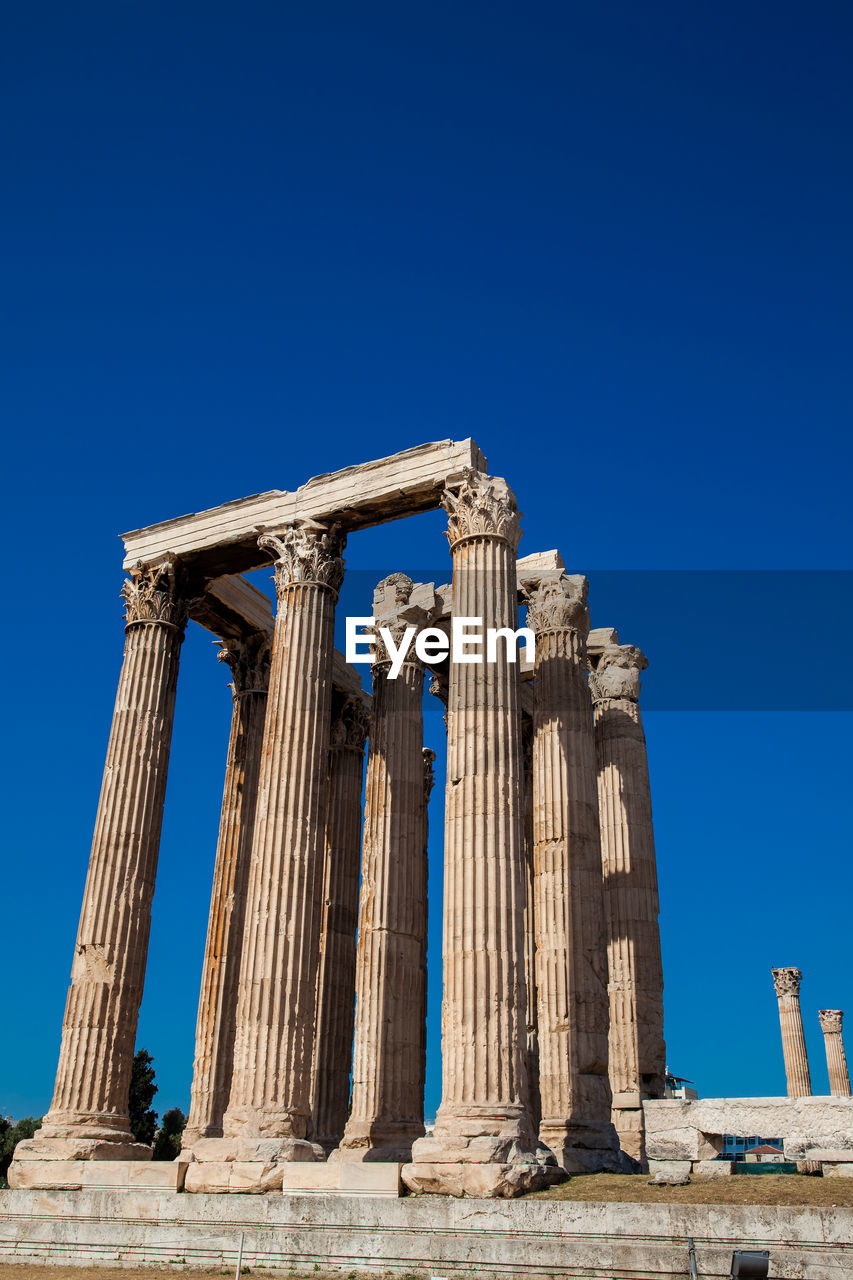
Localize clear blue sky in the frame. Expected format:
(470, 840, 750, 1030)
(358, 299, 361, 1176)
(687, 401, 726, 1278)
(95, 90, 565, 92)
(1, 2, 851, 1124)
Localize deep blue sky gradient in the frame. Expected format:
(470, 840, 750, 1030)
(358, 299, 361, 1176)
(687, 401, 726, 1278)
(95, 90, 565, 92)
(1, 1, 851, 1123)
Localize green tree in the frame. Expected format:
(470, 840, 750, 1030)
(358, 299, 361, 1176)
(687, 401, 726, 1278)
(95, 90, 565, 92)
(152, 1107, 187, 1161)
(0, 1116, 42, 1184)
(128, 1048, 158, 1145)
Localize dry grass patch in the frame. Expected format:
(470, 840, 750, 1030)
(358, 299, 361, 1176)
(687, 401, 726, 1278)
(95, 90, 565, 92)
(527, 1171, 853, 1206)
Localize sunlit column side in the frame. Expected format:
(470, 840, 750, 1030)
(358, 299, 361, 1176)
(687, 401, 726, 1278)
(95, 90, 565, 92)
(772, 967, 812, 1097)
(182, 635, 271, 1149)
(591, 640, 666, 1166)
(12, 561, 187, 1184)
(404, 470, 560, 1198)
(311, 694, 370, 1154)
(525, 574, 620, 1172)
(336, 575, 430, 1162)
(818, 1010, 851, 1097)
(521, 716, 541, 1131)
(213, 521, 345, 1181)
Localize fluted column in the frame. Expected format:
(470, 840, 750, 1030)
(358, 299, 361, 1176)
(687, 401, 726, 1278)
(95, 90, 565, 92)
(13, 561, 186, 1175)
(210, 520, 344, 1178)
(405, 470, 559, 1198)
(772, 968, 812, 1097)
(311, 694, 369, 1154)
(182, 635, 271, 1149)
(521, 716, 541, 1131)
(336, 575, 429, 1162)
(591, 641, 665, 1165)
(525, 574, 619, 1173)
(819, 1010, 851, 1097)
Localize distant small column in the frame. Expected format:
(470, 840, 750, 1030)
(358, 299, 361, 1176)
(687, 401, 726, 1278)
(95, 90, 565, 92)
(772, 968, 812, 1097)
(311, 694, 370, 1154)
(336, 575, 430, 1162)
(818, 1010, 851, 1097)
(525, 573, 619, 1173)
(183, 635, 271, 1148)
(591, 639, 666, 1165)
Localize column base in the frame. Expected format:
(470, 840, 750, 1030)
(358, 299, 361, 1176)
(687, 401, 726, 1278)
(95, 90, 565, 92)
(402, 1108, 564, 1198)
(612, 1106, 647, 1168)
(331, 1120, 425, 1164)
(539, 1119, 626, 1173)
(8, 1134, 153, 1188)
(182, 1135, 325, 1193)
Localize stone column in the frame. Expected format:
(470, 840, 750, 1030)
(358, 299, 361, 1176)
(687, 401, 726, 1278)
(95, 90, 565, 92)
(404, 470, 559, 1198)
(819, 1010, 851, 1097)
(12, 561, 187, 1177)
(335, 575, 429, 1163)
(182, 635, 271, 1149)
(772, 968, 812, 1097)
(591, 641, 666, 1166)
(194, 520, 345, 1189)
(524, 574, 620, 1173)
(311, 694, 370, 1154)
(521, 716, 541, 1131)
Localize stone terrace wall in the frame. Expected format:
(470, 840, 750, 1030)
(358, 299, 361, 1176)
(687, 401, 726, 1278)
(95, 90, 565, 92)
(1, 1189, 852, 1280)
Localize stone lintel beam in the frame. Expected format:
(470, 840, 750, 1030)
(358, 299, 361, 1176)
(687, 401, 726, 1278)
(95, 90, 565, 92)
(121, 439, 487, 577)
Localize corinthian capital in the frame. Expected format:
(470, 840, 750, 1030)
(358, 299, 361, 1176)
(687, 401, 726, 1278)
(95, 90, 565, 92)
(819, 1010, 844, 1034)
(330, 695, 370, 752)
(217, 633, 271, 697)
(258, 520, 346, 598)
(441, 469, 521, 551)
(522, 572, 590, 637)
(772, 966, 803, 998)
(590, 643, 647, 704)
(121, 558, 188, 632)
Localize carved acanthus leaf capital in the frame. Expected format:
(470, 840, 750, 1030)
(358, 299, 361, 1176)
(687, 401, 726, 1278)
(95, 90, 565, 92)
(217, 633, 272, 696)
(442, 469, 521, 551)
(819, 1010, 844, 1034)
(522, 572, 590, 637)
(772, 967, 803, 998)
(258, 520, 346, 598)
(590, 643, 648, 704)
(121, 558, 188, 632)
(330, 695, 370, 752)
(422, 748, 437, 802)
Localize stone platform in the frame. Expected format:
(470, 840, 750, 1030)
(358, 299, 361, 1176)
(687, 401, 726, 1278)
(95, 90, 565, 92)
(2, 1189, 852, 1279)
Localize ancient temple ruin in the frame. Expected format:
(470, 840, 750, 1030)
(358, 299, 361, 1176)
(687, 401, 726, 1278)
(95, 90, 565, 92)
(10, 440, 666, 1197)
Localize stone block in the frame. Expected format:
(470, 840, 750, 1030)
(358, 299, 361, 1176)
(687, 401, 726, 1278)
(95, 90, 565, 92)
(280, 1162, 403, 1196)
(823, 1162, 853, 1177)
(647, 1160, 692, 1178)
(691, 1160, 734, 1177)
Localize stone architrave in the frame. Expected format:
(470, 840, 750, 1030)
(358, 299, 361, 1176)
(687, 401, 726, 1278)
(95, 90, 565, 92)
(182, 635, 271, 1149)
(523, 573, 620, 1173)
(335, 575, 431, 1163)
(590, 640, 666, 1165)
(772, 968, 812, 1098)
(311, 694, 370, 1154)
(819, 1011, 851, 1097)
(191, 520, 345, 1190)
(404, 470, 560, 1198)
(12, 562, 187, 1179)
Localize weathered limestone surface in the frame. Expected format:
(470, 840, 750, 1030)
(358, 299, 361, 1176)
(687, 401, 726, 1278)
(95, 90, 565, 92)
(773, 967, 812, 1097)
(3, 1189, 852, 1280)
(521, 716, 541, 1131)
(336, 575, 432, 1163)
(310, 694, 370, 1154)
(404, 471, 560, 1198)
(191, 521, 345, 1190)
(819, 1010, 851, 1098)
(521, 571, 619, 1173)
(11, 563, 187, 1185)
(589, 636, 665, 1165)
(644, 1096, 853, 1163)
(183, 635, 271, 1149)
(121, 439, 486, 576)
